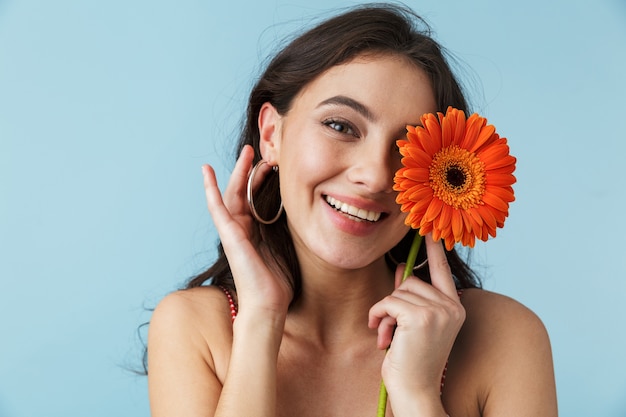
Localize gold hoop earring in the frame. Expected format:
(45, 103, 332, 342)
(385, 251, 428, 272)
(246, 160, 284, 225)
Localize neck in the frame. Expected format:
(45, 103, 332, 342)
(285, 256, 394, 351)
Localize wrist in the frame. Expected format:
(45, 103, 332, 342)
(387, 389, 447, 417)
(232, 309, 286, 351)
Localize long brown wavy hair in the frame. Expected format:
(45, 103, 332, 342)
(185, 3, 482, 299)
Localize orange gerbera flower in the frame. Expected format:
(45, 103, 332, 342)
(394, 106, 516, 250)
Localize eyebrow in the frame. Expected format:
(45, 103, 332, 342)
(317, 95, 377, 122)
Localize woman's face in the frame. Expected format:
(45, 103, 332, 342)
(261, 53, 437, 273)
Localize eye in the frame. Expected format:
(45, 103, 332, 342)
(323, 119, 358, 137)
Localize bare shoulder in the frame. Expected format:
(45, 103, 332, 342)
(456, 288, 553, 365)
(460, 288, 549, 337)
(446, 288, 557, 416)
(148, 286, 235, 382)
(151, 285, 234, 328)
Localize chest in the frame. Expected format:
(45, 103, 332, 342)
(271, 343, 483, 417)
(275, 347, 388, 417)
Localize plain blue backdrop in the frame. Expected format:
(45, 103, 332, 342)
(1, 0, 625, 416)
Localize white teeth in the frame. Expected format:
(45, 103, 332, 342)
(326, 196, 382, 222)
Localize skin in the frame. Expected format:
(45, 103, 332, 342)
(147, 53, 558, 417)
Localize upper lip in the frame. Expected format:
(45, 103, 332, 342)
(324, 194, 387, 222)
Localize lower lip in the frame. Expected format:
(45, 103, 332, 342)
(322, 198, 382, 237)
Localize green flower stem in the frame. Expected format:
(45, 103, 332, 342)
(402, 233, 423, 282)
(377, 382, 388, 417)
(376, 232, 424, 417)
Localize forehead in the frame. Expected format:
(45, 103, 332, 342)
(292, 53, 436, 121)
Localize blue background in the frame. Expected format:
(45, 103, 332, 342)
(1, 1, 625, 416)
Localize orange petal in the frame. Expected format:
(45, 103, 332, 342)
(423, 117, 442, 148)
(452, 108, 466, 145)
(464, 233, 476, 248)
(394, 167, 409, 181)
(481, 223, 493, 241)
(491, 208, 507, 225)
(460, 113, 483, 149)
(486, 163, 516, 176)
(420, 128, 441, 156)
(405, 145, 433, 167)
(409, 193, 432, 211)
(441, 112, 454, 149)
(469, 123, 496, 153)
(418, 221, 433, 236)
(487, 173, 516, 187)
(423, 197, 444, 223)
(451, 209, 464, 242)
(477, 143, 511, 167)
(485, 185, 515, 203)
(432, 224, 443, 242)
(460, 210, 474, 234)
(405, 212, 421, 229)
(468, 209, 485, 239)
(482, 192, 509, 213)
(438, 224, 452, 243)
(461, 228, 476, 247)
(407, 185, 433, 202)
(437, 204, 453, 232)
(400, 202, 415, 212)
(484, 153, 516, 170)
(397, 139, 410, 154)
(476, 204, 497, 230)
(402, 167, 430, 182)
(466, 206, 484, 227)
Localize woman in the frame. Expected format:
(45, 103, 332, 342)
(147, 4, 557, 416)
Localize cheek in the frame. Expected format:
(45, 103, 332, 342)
(280, 132, 345, 183)
(388, 199, 411, 233)
(277, 141, 328, 204)
(392, 211, 410, 235)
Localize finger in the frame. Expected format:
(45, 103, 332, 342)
(425, 233, 458, 300)
(222, 145, 255, 211)
(368, 300, 396, 348)
(201, 163, 260, 272)
(376, 316, 396, 349)
(202, 163, 252, 241)
(370, 287, 463, 339)
(201, 164, 235, 232)
(394, 276, 445, 304)
(369, 295, 406, 327)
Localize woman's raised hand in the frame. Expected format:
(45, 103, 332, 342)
(202, 144, 293, 317)
(368, 234, 466, 402)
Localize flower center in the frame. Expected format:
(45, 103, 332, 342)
(446, 166, 466, 188)
(430, 145, 486, 210)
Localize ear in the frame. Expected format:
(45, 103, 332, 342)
(258, 102, 282, 165)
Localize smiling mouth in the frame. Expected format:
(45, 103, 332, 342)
(325, 195, 383, 222)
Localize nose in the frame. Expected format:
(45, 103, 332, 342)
(347, 140, 396, 194)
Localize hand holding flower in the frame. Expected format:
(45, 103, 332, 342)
(375, 107, 516, 416)
(369, 234, 465, 414)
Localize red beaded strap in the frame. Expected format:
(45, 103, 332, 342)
(440, 363, 449, 394)
(218, 285, 238, 322)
